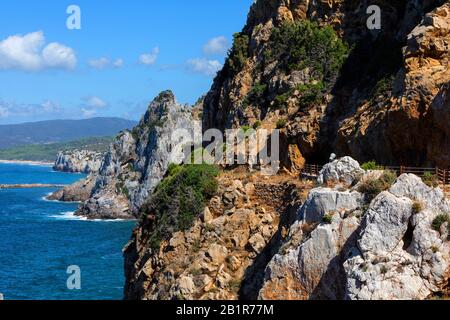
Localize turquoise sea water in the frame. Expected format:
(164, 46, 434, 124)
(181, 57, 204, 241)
(0, 163, 136, 300)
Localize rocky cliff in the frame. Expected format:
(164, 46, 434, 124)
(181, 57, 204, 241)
(259, 158, 450, 300)
(124, 169, 306, 300)
(53, 150, 103, 174)
(46, 175, 96, 202)
(75, 91, 197, 220)
(203, 0, 449, 167)
(124, 156, 450, 300)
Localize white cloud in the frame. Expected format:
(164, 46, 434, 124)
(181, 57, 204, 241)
(82, 96, 107, 109)
(81, 108, 97, 118)
(112, 58, 124, 68)
(0, 99, 62, 119)
(79, 96, 107, 118)
(0, 31, 76, 71)
(0, 106, 10, 119)
(88, 57, 124, 69)
(88, 57, 110, 69)
(203, 36, 229, 55)
(139, 47, 159, 66)
(187, 58, 222, 77)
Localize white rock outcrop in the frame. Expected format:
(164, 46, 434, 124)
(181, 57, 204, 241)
(259, 157, 450, 300)
(53, 150, 103, 174)
(345, 174, 450, 300)
(75, 91, 198, 220)
(317, 156, 364, 186)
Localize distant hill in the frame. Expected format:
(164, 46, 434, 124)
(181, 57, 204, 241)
(0, 136, 114, 162)
(0, 117, 137, 149)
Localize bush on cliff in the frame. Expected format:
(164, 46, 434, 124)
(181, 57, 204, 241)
(265, 20, 349, 85)
(422, 172, 440, 188)
(226, 32, 249, 75)
(358, 170, 397, 202)
(432, 214, 450, 235)
(141, 164, 220, 250)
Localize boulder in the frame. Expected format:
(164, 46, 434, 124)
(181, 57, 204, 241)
(298, 187, 364, 223)
(207, 244, 228, 265)
(248, 233, 266, 253)
(317, 157, 364, 186)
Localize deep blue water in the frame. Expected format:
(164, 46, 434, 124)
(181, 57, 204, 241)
(0, 163, 136, 300)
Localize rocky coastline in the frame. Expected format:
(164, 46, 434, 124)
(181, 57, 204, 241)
(53, 150, 103, 174)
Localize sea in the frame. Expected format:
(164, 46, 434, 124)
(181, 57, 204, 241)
(0, 163, 136, 300)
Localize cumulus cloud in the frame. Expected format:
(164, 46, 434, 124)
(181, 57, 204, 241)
(0, 31, 76, 71)
(89, 57, 124, 69)
(112, 58, 124, 68)
(83, 96, 107, 109)
(0, 99, 62, 119)
(79, 96, 107, 117)
(81, 108, 97, 118)
(139, 47, 160, 66)
(88, 57, 110, 69)
(187, 58, 222, 77)
(0, 106, 10, 119)
(203, 36, 229, 55)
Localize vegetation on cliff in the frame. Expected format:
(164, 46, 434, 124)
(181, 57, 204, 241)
(244, 21, 349, 111)
(265, 21, 349, 84)
(140, 164, 220, 249)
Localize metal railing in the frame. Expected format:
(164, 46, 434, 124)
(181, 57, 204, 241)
(301, 164, 450, 196)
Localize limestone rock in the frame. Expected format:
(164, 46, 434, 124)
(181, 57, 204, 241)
(207, 244, 228, 265)
(75, 91, 198, 219)
(345, 174, 450, 300)
(298, 187, 364, 223)
(260, 171, 450, 300)
(46, 175, 96, 202)
(53, 150, 103, 174)
(317, 157, 364, 186)
(248, 233, 266, 253)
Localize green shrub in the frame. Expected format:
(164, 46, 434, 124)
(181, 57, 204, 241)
(380, 265, 389, 275)
(296, 82, 325, 107)
(322, 214, 333, 224)
(116, 181, 130, 198)
(276, 119, 287, 129)
(265, 21, 349, 85)
(190, 268, 202, 276)
(241, 125, 251, 133)
(253, 121, 262, 129)
(369, 76, 394, 103)
(273, 93, 290, 109)
(411, 201, 423, 214)
(167, 163, 183, 176)
(226, 32, 249, 75)
(192, 239, 201, 253)
(140, 164, 220, 250)
(432, 214, 450, 234)
(361, 161, 379, 171)
(245, 83, 267, 107)
(205, 224, 215, 232)
(273, 82, 325, 110)
(358, 170, 397, 202)
(422, 172, 439, 188)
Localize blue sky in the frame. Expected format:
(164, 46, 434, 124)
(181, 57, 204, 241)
(0, 0, 253, 124)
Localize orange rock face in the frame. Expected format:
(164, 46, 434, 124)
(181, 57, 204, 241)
(203, 0, 449, 168)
